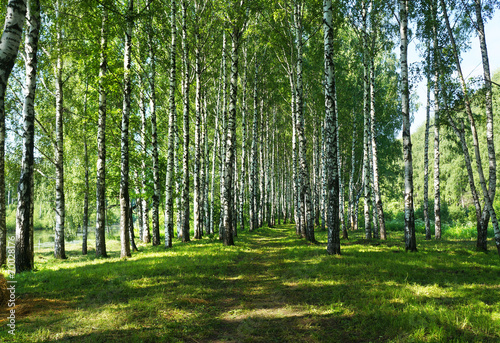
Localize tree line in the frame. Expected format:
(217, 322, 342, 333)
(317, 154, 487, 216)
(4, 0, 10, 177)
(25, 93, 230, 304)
(0, 0, 498, 274)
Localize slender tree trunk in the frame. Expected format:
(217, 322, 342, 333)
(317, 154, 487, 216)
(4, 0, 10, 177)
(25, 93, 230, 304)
(222, 26, 242, 246)
(294, 2, 314, 242)
(348, 114, 357, 231)
(82, 88, 89, 254)
(180, 0, 190, 242)
(321, 124, 327, 231)
(175, 122, 182, 239)
(362, 1, 372, 240)
(164, 0, 177, 248)
(400, 0, 416, 252)
(203, 95, 210, 235)
(119, 0, 133, 259)
(219, 31, 228, 241)
(249, 60, 259, 231)
(324, 0, 340, 254)
(336, 89, 347, 240)
(447, 116, 483, 242)
(148, 3, 158, 246)
(369, 56, 385, 239)
(290, 76, 300, 235)
(193, 3, 202, 239)
(95, 4, 108, 257)
(128, 205, 138, 251)
(14, 0, 34, 272)
(313, 128, 320, 227)
(209, 77, 222, 236)
(140, 80, 150, 243)
(423, 74, 431, 240)
(474, 0, 496, 252)
(239, 47, 248, 232)
(431, 1, 441, 240)
(262, 118, 267, 226)
(135, 170, 143, 241)
(54, 0, 66, 260)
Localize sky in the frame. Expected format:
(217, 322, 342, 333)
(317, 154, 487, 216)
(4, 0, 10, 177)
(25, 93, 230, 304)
(408, 9, 500, 133)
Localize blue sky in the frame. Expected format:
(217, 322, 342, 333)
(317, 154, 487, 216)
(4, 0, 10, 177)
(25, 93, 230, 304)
(409, 9, 500, 133)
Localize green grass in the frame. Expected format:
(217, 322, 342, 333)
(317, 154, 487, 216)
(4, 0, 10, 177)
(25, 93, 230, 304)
(2, 225, 500, 342)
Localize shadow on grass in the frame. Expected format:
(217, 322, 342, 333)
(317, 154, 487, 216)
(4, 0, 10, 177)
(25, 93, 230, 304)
(5, 225, 500, 342)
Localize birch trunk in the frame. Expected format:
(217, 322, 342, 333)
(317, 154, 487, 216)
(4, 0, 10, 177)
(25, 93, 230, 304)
(82, 89, 89, 254)
(249, 60, 259, 231)
(219, 31, 228, 241)
(14, 0, 34, 271)
(129, 205, 138, 252)
(362, 1, 372, 240)
(203, 95, 210, 235)
(336, 82, 347, 240)
(180, 0, 190, 242)
(348, 114, 357, 230)
(423, 76, 431, 240)
(448, 117, 483, 241)
(95, 3, 108, 257)
(209, 76, 221, 236)
(294, 2, 314, 242)
(259, 99, 265, 228)
(193, 1, 202, 239)
(239, 47, 248, 232)
(119, 0, 133, 258)
(54, 0, 66, 259)
(321, 124, 326, 231)
(222, 26, 242, 246)
(474, 0, 496, 251)
(164, 0, 177, 248)
(324, 0, 340, 254)
(369, 56, 385, 239)
(140, 82, 150, 243)
(400, 0, 417, 252)
(290, 76, 300, 235)
(431, 1, 441, 240)
(148, 2, 158, 245)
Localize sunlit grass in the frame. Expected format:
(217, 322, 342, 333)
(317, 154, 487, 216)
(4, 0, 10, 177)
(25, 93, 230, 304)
(1, 224, 500, 342)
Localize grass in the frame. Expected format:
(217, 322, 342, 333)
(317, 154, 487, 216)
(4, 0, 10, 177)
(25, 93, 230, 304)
(1, 225, 500, 342)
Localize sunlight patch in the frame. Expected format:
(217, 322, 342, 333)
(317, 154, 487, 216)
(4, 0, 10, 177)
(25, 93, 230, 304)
(222, 306, 307, 321)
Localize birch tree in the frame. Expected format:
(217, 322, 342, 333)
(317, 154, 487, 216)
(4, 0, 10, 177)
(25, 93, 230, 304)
(474, 0, 496, 252)
(400, 0, 416, 252)
(147, 1, 159, 246)
(164, 0, 177, 248)
(14, 0, 35, 272)
(221, 0, 246, 246)
(54, 0, 66, 260)
(440, 0, 500, 254)
(324, 0, 340, 255)
(95, 2, 108, 257)
(180, 0, 190, 243)
(119, 0, 133, 258)
(431, 0, 441, 240)
(423, 75, 431, 240)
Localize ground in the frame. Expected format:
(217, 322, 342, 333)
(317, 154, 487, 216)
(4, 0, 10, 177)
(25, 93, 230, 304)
(1, 225, 500, 342)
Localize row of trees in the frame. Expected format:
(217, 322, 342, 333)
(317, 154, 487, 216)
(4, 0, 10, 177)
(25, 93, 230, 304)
(0, 0, 498, 273)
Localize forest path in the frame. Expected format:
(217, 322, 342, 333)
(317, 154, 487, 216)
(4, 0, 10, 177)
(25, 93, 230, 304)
(210, 225, 335, 342)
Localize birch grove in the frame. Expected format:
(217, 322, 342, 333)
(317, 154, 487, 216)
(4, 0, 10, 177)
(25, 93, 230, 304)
(4, 0, 500, 274)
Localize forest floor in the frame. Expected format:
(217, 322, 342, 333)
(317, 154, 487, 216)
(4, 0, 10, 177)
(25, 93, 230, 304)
(1, 224, 500, 342)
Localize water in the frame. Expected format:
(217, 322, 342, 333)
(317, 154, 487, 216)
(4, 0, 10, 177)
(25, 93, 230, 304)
(34, 225, 119, 252)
